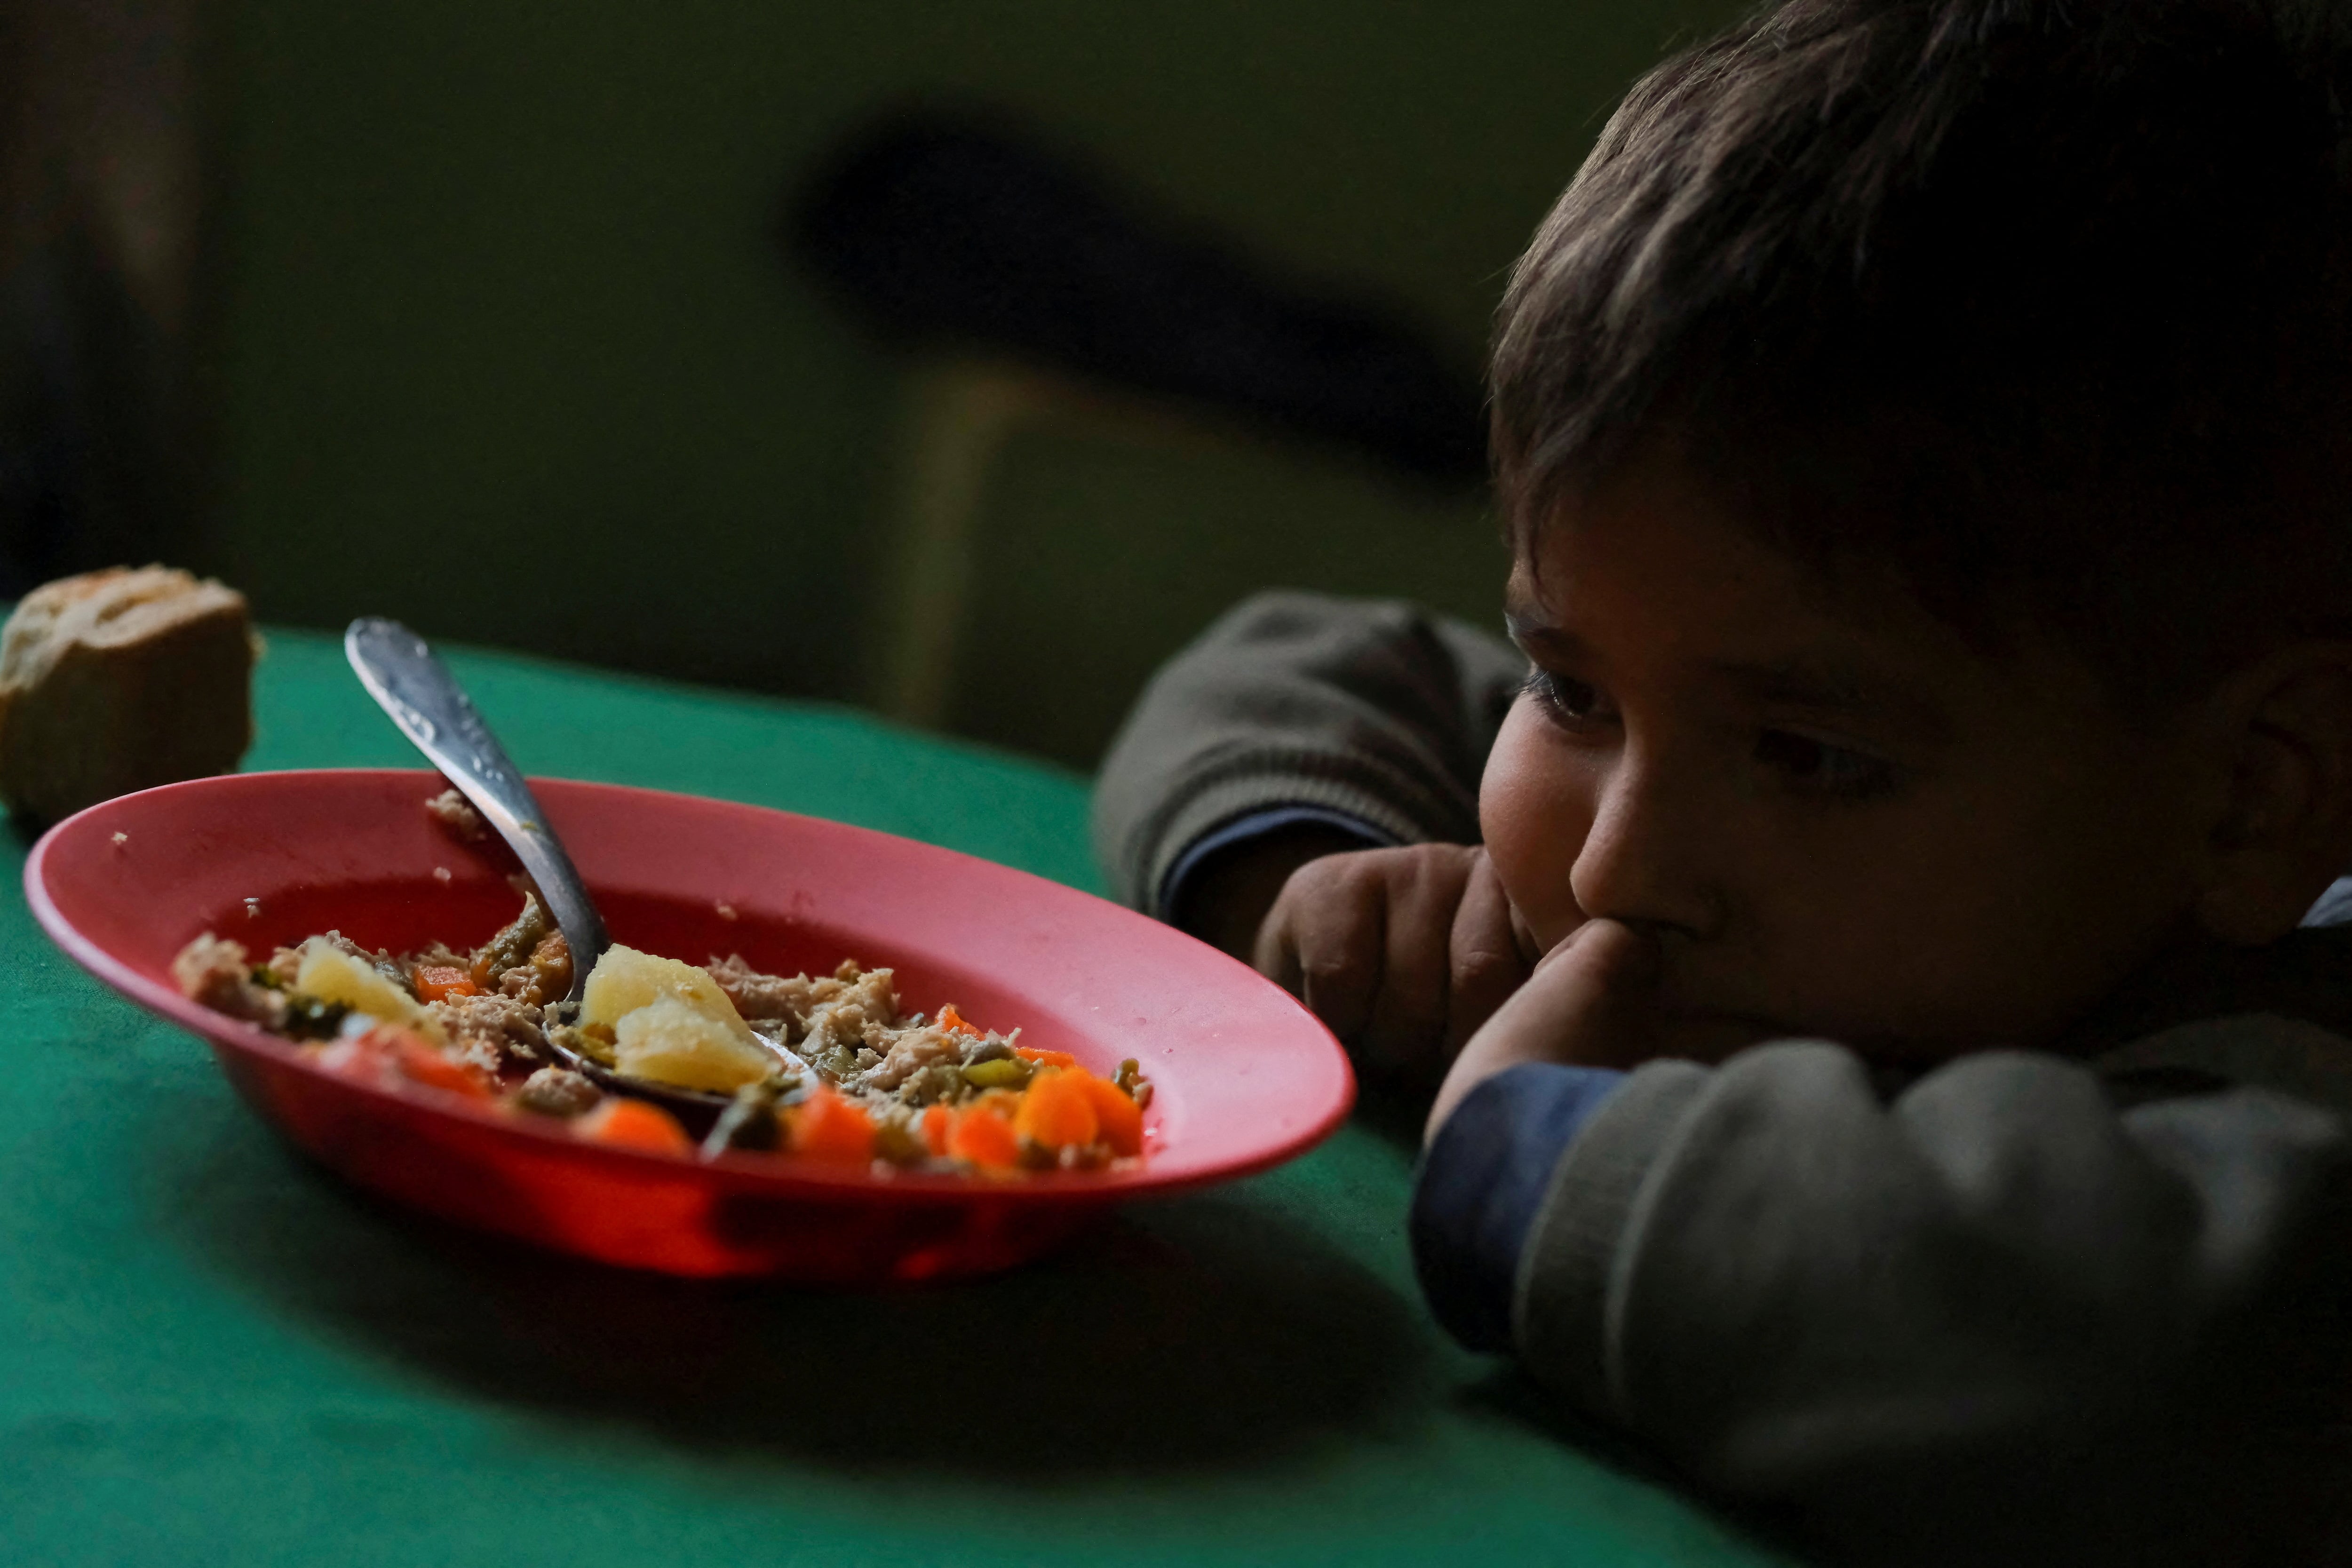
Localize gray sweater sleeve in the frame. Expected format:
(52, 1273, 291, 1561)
(1092, 590, 1526, 915)
(1511, 1035, 2352, 1565)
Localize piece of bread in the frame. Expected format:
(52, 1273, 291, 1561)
(0, 566, 258, 825)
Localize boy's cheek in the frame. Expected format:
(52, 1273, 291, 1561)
(1479, 703, 1590, 951)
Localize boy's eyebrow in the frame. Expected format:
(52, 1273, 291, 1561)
(1503, 612, 1596, 668)
(1502, 606, 1565, 648)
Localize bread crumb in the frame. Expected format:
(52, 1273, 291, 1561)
(244, 897, 260, 919)
(111, 830, 128, 846)
(715, 901, 738, 921)
(433, 866, 452, 885)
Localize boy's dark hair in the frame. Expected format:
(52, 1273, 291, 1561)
(1493, 0, 2352, 700)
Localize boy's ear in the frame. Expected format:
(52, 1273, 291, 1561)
(2195, 644, 2352, 944)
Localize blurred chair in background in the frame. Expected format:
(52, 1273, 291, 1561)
(0, 0, 210, 598)
(794, 117, 1486, 485)
(793, 117, 1498, 764)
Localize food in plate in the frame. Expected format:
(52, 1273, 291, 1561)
(0, 565, 257, 825)
(171, 891, 1151, 1174)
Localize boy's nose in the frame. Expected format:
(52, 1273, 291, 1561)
(1568, 752, 1723, 940)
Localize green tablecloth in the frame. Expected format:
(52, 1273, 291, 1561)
(1, 630, 1782, 1568)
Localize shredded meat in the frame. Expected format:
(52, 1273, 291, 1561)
(896, 1062, 966, 1106)
(429, 991, 546, 1070)
(832, 963, 899, 1025)
(814, 1000, 867, 1043)
(704, 955, 900, 1042)
(858, 1025, 957, 1092)
(706, 953, 818, 1023)
(170, 933, 286, 1028)
(425, 787, 489, 843)
(513, 1066, 599, 1118)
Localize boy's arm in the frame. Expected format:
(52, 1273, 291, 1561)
(1092, 590, 1525, 921)
(1417, 1031, 2352, 1563)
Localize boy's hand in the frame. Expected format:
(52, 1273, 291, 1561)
(1253, 844, 1539, 1085)
(1171, 822, 1375, 963)
(1425, 918, 1660, 1144)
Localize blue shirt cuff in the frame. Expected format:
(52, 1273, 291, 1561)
(1411, 1062, 1628, 1353)
(1157, 805, 1395, 921)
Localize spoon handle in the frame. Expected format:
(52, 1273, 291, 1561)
(343, 617, 612, 998)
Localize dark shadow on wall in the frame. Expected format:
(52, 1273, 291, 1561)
(791, 113, 1487, 489)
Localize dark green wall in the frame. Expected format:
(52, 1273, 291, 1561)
(212, 0, 1747, 764)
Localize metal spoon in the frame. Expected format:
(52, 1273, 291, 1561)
(345, 617, 610, 999)
(343, 617, 793, 1134)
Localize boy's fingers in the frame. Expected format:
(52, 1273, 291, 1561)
(1251, 897, 1304, 995)
(1174, 822, 1380, 961)
(1253, 844, 1526, 1079)
(1445, 853, 1532, 1056)
(1250, 855, 1335, 990)
(1502, 918, 1661, 1067)
(1359, 853, 1465, 1078)
(1257, 858, 1383, 1043)
(1425, 919, 1661, 1142)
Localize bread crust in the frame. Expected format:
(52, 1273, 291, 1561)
(0, 566, 258, 824)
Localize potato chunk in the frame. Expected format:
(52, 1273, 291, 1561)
(612, 995, 775, 1093)
(294, 941, 446, 1044)
(581, 945, 775, 1092)
(582, 944, 750, 1034)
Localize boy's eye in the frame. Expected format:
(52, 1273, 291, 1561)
(1524, 668, 1611, 726)
(1754, 729, 1900, 799)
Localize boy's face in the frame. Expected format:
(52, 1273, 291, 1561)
(1481, 456, 2218, 1065)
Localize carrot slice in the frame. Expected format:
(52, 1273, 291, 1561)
(920, 1103, 955, 1156)
(386, 1033, 495, 1098)
(413, 964, 480, 1003)
(788, 1085, 878, 1164)
(935, 1003, 982, 1037)
(1076, 1072, 1144, 1157)
(576, 1097, 692, 1154)
(946, 1104, 1021, 1169)
(1013, 1046, 1077, 1069)
(1015, 1068, 1099, 1151)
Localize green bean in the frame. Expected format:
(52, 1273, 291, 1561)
(699, 1080, 785, 1159)
(961, 1057, 1033, 1090)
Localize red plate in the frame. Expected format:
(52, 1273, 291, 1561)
(27, 770, 1353, 1281)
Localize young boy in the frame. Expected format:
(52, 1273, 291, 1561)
(1094, 0, 2352, 1560)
